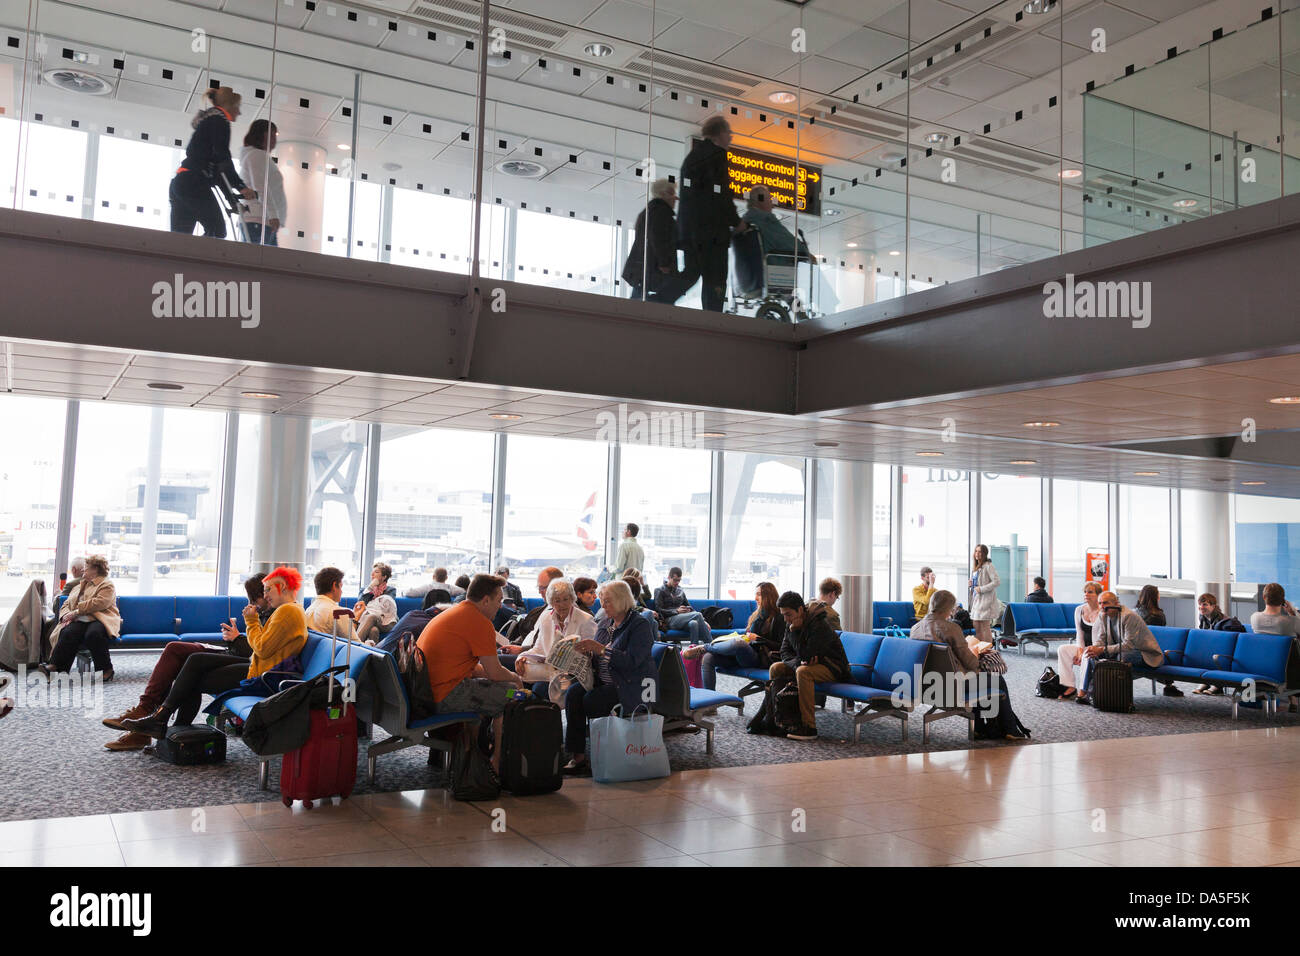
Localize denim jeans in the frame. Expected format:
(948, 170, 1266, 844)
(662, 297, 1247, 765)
(242, 221, 278, 245)
(667, 611, 709, 643)
(701, 637, 758, 690)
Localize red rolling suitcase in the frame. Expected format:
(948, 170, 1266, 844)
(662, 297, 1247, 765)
(281, 608, 358, 808)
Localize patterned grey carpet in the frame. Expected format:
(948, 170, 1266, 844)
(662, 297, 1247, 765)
(1, 647, 1294, 823)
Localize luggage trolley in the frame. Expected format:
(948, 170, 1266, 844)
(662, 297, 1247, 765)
(728, 227, 817, 324)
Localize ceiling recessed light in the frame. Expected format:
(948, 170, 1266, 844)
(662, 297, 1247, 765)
(487, 53, 511, 68)
(381, 161, 402, 171)
(240, 390, 280, 399)
(697, 431, 726, 438)
(1172, 198, 1198, 208)
(846, 241, 858, 248)
(1268, 395, 1300, 404)
(1023, 421, 1060, 428)
(584, 41, 615, 58)
(146, 382, 183, 391)
(337, 143, 351, 151)
(1242, 480, 1267, 486)
(1058, 168, 1083, 179)
(489, 412, 522, 421)
(879, 149, 907, 164)
(824, 208, 841, 217)
(1009, 459, 1037, 465)
(888, 249, 901, 256)
(1023, 0, 1057, 13)
(1134, 471, 1160, 476)
(768, 90, 798, 105)
(916, 451, 944, 457)
(813, 440, 840, 448)
(924, 132, 948, 146)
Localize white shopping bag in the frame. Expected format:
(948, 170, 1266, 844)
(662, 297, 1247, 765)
(589, 704, 670, 784)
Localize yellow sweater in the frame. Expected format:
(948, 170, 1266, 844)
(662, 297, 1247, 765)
(243, 602, 308, 678)
(912, 584, 937, 620)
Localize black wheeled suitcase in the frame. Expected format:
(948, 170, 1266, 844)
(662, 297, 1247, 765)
(1092, 660, 1135, 713)
(155, 724, 227, 765)
(498, 696, 563, 795)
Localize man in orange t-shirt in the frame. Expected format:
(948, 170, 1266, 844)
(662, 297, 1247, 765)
(417, 573, 522, 771)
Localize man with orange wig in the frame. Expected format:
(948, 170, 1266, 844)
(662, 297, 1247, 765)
(126, 566, 308, 738)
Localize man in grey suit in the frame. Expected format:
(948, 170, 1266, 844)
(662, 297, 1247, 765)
(1077, 591, 1164, 704)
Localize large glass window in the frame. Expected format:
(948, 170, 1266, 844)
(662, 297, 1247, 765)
(0, 395, 67, 618)
(502, 435, 608, 579)
(901, 467, 969, 598)
(71, 404, 226, 597)
(720, 453, 805, 597)
(980, 472, 1043, 603)
(307, 420, 371, 593)
(1051, 479, 1110, 596)
(1119, 484, 1171, 579)
(618, 445, 711, 592)
(94, 136, 184, 232)
(1234, 493, 1300, 588)
(812, 461, 893, 600)
(375, 428, 495, 597)
(514, 210, 616, 295)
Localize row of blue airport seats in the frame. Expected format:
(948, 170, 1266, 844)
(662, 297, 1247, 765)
(61, 594, 963, 648)
(1141, 626, 1298, 717)
(51, 593, 551, 647)
(715, 632, 934, 742)
(1004, 602, 1082, 655)
(205, 628, 480, 786)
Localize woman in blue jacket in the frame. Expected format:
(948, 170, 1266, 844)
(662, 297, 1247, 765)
(561, 579, 658, 775)
(170, 86, 255, 238)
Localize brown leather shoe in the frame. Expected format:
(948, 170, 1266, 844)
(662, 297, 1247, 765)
(104, 731, 151, 751)
(103, 702, 150, 731)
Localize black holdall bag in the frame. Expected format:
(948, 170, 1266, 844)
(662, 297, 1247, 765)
(1036, 666, 1064, 699)
(1092, 659, 1135, 713)
(448, 722, 500, 801)
(700, 606, 733, 629)
(155, 724, 227, 765)
(773, 682, 803, 733)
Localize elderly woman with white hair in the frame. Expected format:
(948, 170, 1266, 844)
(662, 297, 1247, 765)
(514, 578, 598, 695)
(561, 579, 659, 775)
(621, 178, 692, 305)
(42, 555, 120, 680)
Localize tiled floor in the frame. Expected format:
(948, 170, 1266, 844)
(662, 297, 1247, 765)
(5, 727, 1300, 867)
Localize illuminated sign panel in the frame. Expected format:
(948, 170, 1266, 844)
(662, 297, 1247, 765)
(721, 143, 822, 217)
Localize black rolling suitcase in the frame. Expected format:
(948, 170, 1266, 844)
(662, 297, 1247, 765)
(498, 695, 563, 795)
(1092, 659, 1135, 713)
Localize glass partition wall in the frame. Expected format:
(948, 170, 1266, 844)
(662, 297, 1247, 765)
(5, 1, 1290, 324)
(0, 385, 1285, 620)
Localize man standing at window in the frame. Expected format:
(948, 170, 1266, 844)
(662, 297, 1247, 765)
(613, 523, 645, 576)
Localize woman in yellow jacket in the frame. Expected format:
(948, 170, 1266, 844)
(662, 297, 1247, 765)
(126, 567, 307, 739)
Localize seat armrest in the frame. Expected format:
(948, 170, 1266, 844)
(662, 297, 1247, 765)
(1164, 649, 1185, 665)
(1212, 652, 1234, 668)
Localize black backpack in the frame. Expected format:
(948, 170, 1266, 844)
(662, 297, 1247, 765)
(395, 633, 438, 721)
(953, 607, 974, 631)
(1213, 616, 1246, 633)
(701, 606, 733, 629)
(745, 677, 800, 736)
